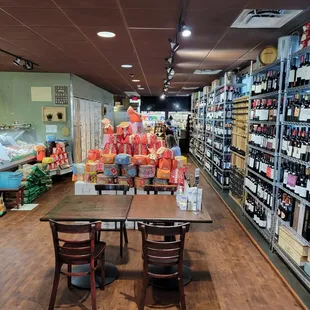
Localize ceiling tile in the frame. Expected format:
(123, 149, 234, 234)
(3, 8, 72, 26)
(245, 0, 310, 9)
(186, 8, 242, 29)
(207, 49, 248, 60)
(0, 0, 55, 7)
(188, 0, 247, 9)
(0, 10, 21, 25)
(55, 41, 104, 62)
(175, 48, 210, 61)
(30, 26, 85, 41)
(63, 8, 123, 27)
(54, 0, 118, 8)
(124, 9, 179, 28)
(0, 25, 40, 40)
(120, 0, 180, 9)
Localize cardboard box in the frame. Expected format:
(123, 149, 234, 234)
(279, 226, 309, 256)
(278, 237, 308, 266)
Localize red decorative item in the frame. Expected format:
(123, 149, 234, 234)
(123, 134, 141, 145)
(146, 153, 158, 166)
(133, 144, 148, 155)
(109, 134, 121, 144)
(159, 158, 172, 170)
(155, 140, 166, 150)
(118, 143, 133, 155)
(103, 143, 117, 155)
(87, 149, 100, 161)
(117, 122, 132, 137)
(141, 133, 157, 147)
(133, 155, 147, 165)
(169, 168, 185, 186)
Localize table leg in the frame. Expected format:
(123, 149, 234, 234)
(20, 187, 24, 206)
(71, 263, 119, 289)
(149, 265, 192, 289)
(16, 190, 20, 209)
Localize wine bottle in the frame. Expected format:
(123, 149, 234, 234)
(296, 56, 304, 87)
(289, 58, 297, 88)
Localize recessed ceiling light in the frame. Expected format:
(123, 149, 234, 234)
(138, 88, 145, 90)
(97, 31, 115, 38)
(121, 64, 132, 68)
(132, 79, 140, 82)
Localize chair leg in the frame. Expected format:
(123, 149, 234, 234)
(178, 277, 186, 310)
(123, 222, 128, 244)
(120, 222, 123, 258)
(100, 254, 105, 290)
(49, 267, 60, 310)
(90, 267, 97, 310)
(67, 264, 72, 289)
(139, 272, 148, 310)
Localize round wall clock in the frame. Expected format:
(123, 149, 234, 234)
(259, 46, 277, 65)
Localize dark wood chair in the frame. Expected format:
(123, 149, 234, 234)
(138, 222, 190, 310)
(144, 184, 177, 195)
(49, 220, 106, 310)
(94, 184, 129, 257)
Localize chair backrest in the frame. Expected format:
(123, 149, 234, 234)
(49, 220, 101, 266)
(144, 185, 177, 195)
(138, 222, 190, 272)
(95, 184, 129, 195)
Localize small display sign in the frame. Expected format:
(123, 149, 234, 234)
(195, 168, 200, 185)
(54, 85, 69, 105)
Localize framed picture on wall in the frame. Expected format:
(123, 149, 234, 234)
(54, 85, 69, 105)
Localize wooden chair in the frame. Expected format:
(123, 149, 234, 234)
(49, 220, 106, 310)
(144, 185, 177, 195)
(138, 222, 190, 310)
(94, 184, 129, 257)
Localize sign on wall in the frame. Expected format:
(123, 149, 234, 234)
(54, 85, 69, 105)
(31, 87, 52, 102)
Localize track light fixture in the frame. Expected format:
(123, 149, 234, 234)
(0, 49, 38, 70)
(23, 61, 33, 71)
(168, 39, 180, 52)
(166, 56, 173, 64)
(181, 24, 191, 37)
(160, 93, 166, 100)
(13, 57, 21, 66)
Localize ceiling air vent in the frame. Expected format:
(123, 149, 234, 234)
(231, 9, 302, 28)
(194, 69, 222, 75)
(182, 86, 200, 90)
(124, 91, 140, 97)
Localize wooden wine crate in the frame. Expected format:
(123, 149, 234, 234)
(278, 237, 308, 266)
(279, 226, 309, 256)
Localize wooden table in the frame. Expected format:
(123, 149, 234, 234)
(40, 195, 133, 289)
(127, 195, 212, 223)
(40, 195, 133, 222)
(127, 195, 213, 288)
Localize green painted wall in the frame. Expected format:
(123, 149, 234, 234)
(0, 72, 114, 143)
(0, 72, 71, 143)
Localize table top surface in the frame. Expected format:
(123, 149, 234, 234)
(127, 195, 213, 223)
(40, 195, 133, 222)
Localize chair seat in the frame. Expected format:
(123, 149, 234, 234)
(62, 241, 106, 259)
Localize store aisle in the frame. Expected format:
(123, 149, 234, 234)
(0, 164, 304, 310)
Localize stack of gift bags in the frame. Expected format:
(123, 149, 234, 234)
(72, 116, 187, 188)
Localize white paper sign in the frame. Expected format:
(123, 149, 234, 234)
(46, 125, 57, 133)
(31, 87, 52, 102)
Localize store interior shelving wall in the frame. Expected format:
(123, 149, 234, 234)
(189, 43, 310, 292)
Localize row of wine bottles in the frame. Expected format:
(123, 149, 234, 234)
(244, 176, 274, 209)
(282, 126, 310, 162)
(285, 93, 310, 122)
(250, 99, 280, 121)
(281, 162, 310, 200)
(251, 71, 282, 96)
(289, 53, 310, 88)
(247, 150, 275, 180)
(248, 124, 276, 151)
(245, 197, 269, 229)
